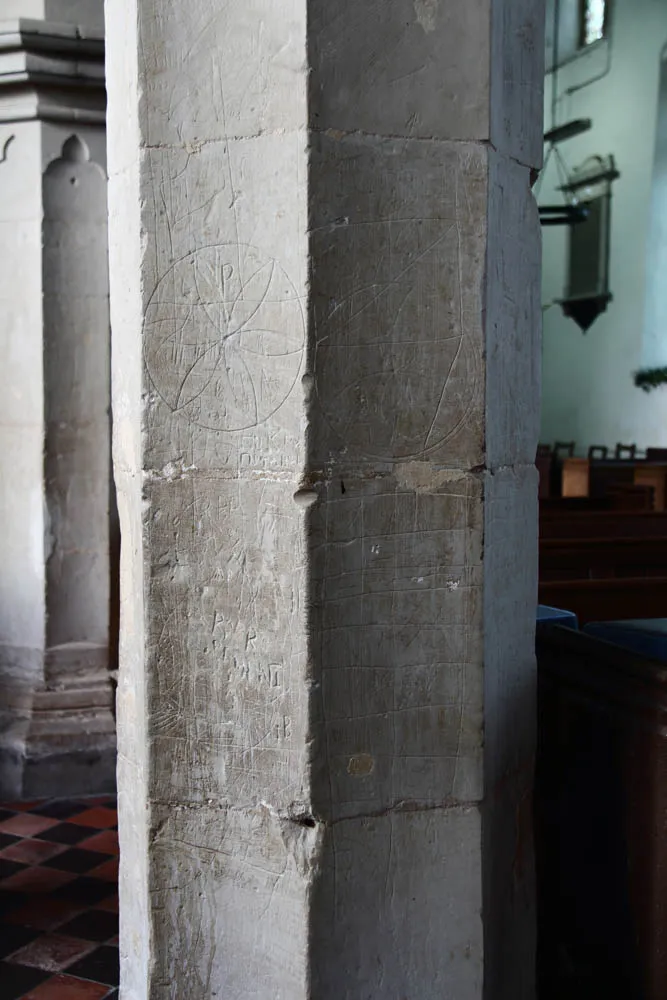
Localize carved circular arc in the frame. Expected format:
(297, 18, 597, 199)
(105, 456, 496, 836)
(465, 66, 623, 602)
(144, 243, 306, 433)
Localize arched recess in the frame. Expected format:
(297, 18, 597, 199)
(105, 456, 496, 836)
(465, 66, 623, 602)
(32, 133, 115, 793)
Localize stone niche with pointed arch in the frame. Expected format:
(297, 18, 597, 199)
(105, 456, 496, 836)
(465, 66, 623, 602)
(31, 131, 115, 797)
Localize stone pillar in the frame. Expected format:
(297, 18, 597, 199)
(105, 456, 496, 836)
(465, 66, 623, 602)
(107, 0, 544, 997)
(0, 10, 115, 799)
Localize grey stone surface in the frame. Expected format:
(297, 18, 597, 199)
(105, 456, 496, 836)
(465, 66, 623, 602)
(143, 476, 308, 808)
(23, 746, 116, 799)
(0, 118, 46, 801)
(490, 0, 546, 168)
(135, 0, 307, 146)
(2, 2, 104, 28)
(311, 808, 483, 998)
(149, 803, 313, 998)
(0, 1, 113, 800)
(0, 646, 43, 800)
(0, 16, 106, 126)
(308, 132, 486, 470)
(485, 150, 542, 468)
(310, 473, 484, 821)
(43, 134, 110, 651)
(482, 465, 539, 1000)
(20, 132, 116, 798)
(308, 0, 492, 140)
(0, 127, 44, 769)
(107, 0, 544, 996)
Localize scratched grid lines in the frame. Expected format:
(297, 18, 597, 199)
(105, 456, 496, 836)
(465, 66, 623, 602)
(311, 480, 484, 821)
(145, 475, 309, 808)
(309, 133, 487, 469)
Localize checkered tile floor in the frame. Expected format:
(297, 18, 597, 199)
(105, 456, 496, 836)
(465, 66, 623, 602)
(0, 797, 118, 999)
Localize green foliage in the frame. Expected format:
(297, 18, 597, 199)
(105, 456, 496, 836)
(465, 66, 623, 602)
(634, 367, 667, 392)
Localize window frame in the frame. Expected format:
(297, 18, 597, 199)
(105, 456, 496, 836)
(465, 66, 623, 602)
(579, 0, 609, 51)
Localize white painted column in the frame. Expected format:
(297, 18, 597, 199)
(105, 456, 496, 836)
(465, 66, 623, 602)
(107, 0, 544, 997)
(0, 114, 44, 799)
(0, 11, 114, 798)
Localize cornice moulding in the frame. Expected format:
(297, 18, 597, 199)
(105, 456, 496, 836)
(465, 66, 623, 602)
(0, 18, 105, 126)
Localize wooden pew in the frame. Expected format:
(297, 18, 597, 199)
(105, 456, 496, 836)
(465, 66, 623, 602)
(559, 456, 667, 510)
(538, 503, 667, 621)
(538, 577, 667, 625)
(540, 496, 612, 513)
(607, 483, 655, 510)
(539, 510, 667, 540)
(549, 441, 576, 497)
(536, 624, 667, 1000)
(560, 456, 589, 497)
(540, 536, 667, 581)
(634, 463, 667, 510)
(540, 489, 654, 513)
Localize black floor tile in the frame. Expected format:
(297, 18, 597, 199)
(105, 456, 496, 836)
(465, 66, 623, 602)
(0, 860, 25, 879)
(44, 848, 108, 874)
(31, 800, 88, 820)
(58, 909, 118, 943)
(53, 876, 112, 905)
(0, 798, 120, 996)
(36, 823, 94, 845)
(0, 892, 28, 916)
(0, 959, 50, 998)
(0, 923, 41, 959)
(67, 944, 119, 986)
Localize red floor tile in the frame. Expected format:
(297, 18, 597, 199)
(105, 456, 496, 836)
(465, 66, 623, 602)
(89, 858, 119, 883)
(69, 809, 117, 830)
(1, 867, 74, 893)
(23, 974, 111, 999)
(0, 797, 119, 998)
(0, 815, 58, 837)
(0, 839, 66, 865)
(78, 831, 119, 856)
(7, 932, 95, 972)
(5, 897, 84, 931)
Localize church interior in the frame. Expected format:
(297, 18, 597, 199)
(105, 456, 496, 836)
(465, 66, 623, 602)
(537, 3, 667, 997)
(538, 0, 667, 625)
(1, 0, 667, 997)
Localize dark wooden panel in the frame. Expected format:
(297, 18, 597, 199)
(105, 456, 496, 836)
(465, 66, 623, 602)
(538, 577, 667, 625)
(540, 536, 667, 581)
(536, 625, 667, 1000)
(540, 511, 667, 540)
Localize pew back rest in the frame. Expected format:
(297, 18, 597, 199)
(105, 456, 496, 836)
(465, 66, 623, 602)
(540, 511, 667, 539)
(536, 624, 667, 1000)
(538, 577, 667, 625)
(539, 536, 667, 580)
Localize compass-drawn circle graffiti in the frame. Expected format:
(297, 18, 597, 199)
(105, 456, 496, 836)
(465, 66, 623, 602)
(144, 244, 305, 432)
(313, 227, 481, 462)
